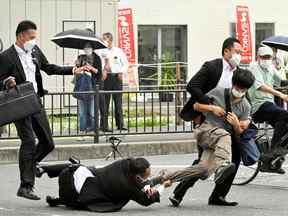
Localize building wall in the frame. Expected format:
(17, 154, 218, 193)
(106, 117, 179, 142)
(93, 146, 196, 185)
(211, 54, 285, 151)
(120, 0, 288, 79)
(0, 0, 118, 92)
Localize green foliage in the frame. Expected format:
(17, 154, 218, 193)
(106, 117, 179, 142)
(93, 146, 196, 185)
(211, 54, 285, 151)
(161, 52, 176, 88)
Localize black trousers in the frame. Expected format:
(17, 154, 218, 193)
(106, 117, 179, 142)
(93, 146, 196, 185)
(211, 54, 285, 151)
(173, 139, 241, 201)
(253, 101, 288, 150)
(14, 104, 54, 188)
(104, 74, 124, 129)
(97, 81, 108, 130)
(44, 163, 89, 209)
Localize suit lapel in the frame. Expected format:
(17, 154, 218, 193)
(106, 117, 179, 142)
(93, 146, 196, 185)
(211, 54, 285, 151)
(8, 45, 26, 81)
(215, 58, 223, 83)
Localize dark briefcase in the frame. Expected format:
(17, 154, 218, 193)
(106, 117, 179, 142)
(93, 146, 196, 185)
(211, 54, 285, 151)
(0, 82, 41, 126)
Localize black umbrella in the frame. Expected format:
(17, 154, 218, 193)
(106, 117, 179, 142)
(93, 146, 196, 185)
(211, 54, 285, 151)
(261, 35, 288, 51)
(51, 28, 107, 50)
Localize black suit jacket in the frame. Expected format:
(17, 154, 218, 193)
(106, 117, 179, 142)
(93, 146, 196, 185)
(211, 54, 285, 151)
(0, 45, 73, 96)
(78, 159, 160, 212)
(180, 58, 223, 122)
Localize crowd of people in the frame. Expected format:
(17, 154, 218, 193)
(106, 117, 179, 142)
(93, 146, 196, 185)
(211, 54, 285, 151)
(1, 19, 288, 213)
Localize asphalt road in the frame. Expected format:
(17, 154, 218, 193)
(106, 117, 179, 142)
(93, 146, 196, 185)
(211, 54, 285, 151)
(1, 154, 288, 216)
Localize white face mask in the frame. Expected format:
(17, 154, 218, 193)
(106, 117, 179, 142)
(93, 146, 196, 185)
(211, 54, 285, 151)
(84, 47, 93, 55)
(231, 88, 246, 98)
(229, 53, 242, 68)
(259, 59, 272, 70)
(23, 39, 36, 52)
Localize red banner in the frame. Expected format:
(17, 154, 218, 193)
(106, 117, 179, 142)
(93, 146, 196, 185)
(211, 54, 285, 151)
(118, 8, 138, 89)
(236, 5, 253, 64)
(118, 8, 136, 64)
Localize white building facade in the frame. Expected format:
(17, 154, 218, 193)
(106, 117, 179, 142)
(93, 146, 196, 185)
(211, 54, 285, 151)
(0, 0, 118, 92)
(120, 0, 288, 83)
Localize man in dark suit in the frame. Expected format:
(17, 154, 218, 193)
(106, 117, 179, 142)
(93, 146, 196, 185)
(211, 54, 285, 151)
(170, 37, 248, 207)
(0, 20, 87, 200)
(40, 158, 172, 212)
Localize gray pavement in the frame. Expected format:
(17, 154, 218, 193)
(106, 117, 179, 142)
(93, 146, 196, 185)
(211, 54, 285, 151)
(0, 133, 194, 147)
(1, 154, 288, 216)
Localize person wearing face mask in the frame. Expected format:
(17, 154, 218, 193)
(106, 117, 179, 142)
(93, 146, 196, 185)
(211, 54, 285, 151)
(172, 37, 246, 207)
(248, 46, 288, 174)
(73, 42, 110, 137)
(38, 157, 172, 212)
(0, 20, 87, 200)
(169, 68, 254, 207)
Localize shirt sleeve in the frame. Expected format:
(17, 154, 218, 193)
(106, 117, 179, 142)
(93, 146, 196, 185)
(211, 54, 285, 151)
(118, 48, 129, 73)
(156, 185, 165, 195)
(249, 64, 265, 90)
(239, 99, 251, 121)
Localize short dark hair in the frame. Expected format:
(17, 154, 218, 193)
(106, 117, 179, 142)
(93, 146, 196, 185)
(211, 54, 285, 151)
(16, 20, 37, 36)
(222, 37, 241, 56)
(103, 32, 113, 41)
(129, 157, 150, 175)
(232, 68, 255, 89)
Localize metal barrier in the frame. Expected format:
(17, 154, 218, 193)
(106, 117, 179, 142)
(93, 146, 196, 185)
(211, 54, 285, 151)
(0, 86, 193, 143)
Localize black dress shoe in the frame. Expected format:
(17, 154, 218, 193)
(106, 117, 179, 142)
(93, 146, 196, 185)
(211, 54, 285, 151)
(214, 163, 235, 185)
(117, 127, 128, 131)
(101, 128, 113, 132)
(69, 156, 81, 164)
(169, 196, 181, 207)
(17, 187, 40, 200)
(46, 196, 60, 207)
(276, 168, 286, 174)
(35, 166, 45, 178)
(208, 196, 238, 206)
(260, 166, 286, 174)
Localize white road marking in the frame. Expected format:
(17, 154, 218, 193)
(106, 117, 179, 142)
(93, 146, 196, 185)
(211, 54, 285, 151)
(0, 207, 12, 211)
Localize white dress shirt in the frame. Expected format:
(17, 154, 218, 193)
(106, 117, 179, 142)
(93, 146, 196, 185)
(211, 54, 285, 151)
(14, 44, 38, 92)
(215, 59, 236, 89)
(73, 166, 94, 194)
(98, 47, 129, 74)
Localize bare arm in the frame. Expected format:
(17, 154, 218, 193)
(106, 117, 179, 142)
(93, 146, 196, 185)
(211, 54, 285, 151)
(259, 84, 286, 99)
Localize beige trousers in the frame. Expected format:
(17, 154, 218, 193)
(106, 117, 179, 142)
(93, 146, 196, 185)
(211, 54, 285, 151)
(164, 123, 232, 182)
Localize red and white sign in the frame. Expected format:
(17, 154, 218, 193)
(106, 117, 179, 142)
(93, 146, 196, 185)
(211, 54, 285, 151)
(236, 5, 253, 64)
(118, 8, 138, 89)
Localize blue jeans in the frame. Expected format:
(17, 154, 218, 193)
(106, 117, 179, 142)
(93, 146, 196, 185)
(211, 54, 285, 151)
(78, 99, 94, 132)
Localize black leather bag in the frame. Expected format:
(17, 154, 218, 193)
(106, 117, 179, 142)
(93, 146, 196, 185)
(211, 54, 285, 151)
(0, 82, 41, 126)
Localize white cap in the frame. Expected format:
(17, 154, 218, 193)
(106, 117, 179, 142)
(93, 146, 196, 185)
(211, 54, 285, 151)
(258, 46, 273, 56)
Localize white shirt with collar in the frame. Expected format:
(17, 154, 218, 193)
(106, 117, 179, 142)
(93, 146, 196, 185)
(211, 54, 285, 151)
(14, 44, 38, 92)
(98, 47, 129, 74)
(73, 166, 94, 194)
(215, 58, 236, 89)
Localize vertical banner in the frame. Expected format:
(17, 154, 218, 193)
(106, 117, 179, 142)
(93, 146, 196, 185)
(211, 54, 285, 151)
(236, 5, 253, 64)
(118, 8, 139, 89)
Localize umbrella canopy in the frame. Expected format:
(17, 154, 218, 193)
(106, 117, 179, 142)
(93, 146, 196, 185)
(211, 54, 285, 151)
(261, 35, 288, 51)
(51, 28, 107, 50)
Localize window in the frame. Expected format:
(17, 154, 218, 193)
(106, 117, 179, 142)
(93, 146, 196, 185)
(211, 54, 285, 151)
(230, 22, 236, 38)
(255, 23, 275, 52)
(138, 25, 187, 88)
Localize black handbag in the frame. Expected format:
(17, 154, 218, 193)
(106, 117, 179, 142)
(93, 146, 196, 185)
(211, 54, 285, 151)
(0, 82, 41, 126)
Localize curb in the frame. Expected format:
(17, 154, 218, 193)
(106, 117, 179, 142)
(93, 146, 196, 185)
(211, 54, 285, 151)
(0, 139, 197, 164)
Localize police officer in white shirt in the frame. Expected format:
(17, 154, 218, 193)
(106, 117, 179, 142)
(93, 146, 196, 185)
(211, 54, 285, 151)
(100, 32, 129, 130)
